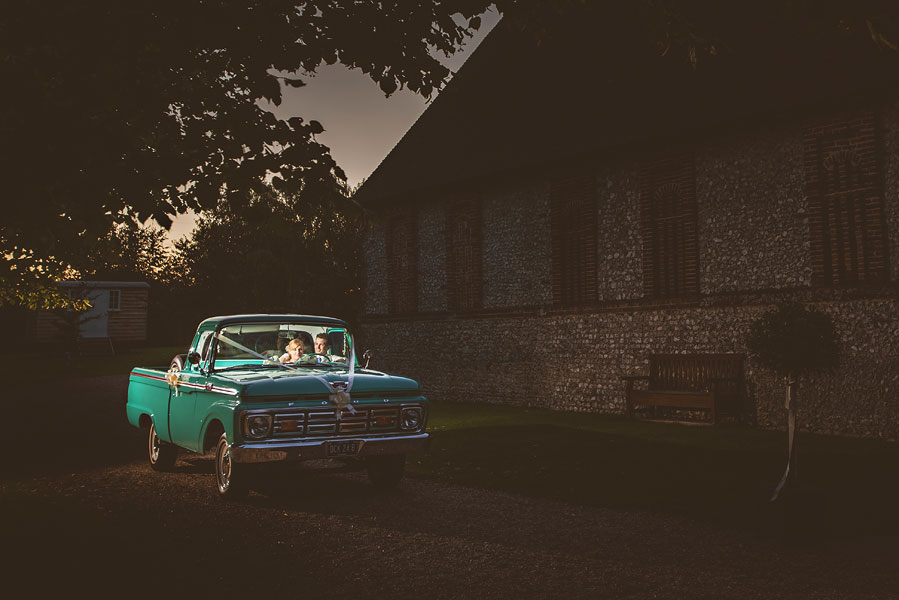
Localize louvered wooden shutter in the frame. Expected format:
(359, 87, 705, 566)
(445, 196, 483, 312)
(805, 110, 888, 286)
(386, 209, 418, 313)
(639, 154, 699, 298)
(550, 174, 598, 307)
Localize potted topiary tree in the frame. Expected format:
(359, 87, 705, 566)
(746, 302, 840, 501)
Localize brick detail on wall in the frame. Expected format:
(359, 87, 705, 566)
(804, 110, 889, 286)
(445, 195, 483, 311)
(385, 209, 418, 314)
(639, 154, 699, 298)
(550, 174, 598, 306)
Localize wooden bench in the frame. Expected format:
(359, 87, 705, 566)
(621, 354, 745, 424)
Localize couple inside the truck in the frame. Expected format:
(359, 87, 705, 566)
(279, 331, 334, 363)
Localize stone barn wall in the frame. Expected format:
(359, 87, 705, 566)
(360, 103, 899, 441)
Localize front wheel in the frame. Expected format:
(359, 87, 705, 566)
(148, 422, 177, 471)
(365, 454, 406, 490)
(214, 433, 246, 499)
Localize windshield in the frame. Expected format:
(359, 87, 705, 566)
(210, 321, 353, 372)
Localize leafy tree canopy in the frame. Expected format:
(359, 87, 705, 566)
(1, 0, 499, 305)
(81, 222, 172, 284)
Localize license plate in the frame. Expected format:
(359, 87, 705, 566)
(327, 440, 359, 457)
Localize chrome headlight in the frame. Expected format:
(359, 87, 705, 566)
(245, 414, 273, 439)
(401, 406, 424, 431)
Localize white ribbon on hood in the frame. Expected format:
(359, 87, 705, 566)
(316, 337, 357, 421)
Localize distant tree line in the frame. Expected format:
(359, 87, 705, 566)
(66, 185, 365, 345)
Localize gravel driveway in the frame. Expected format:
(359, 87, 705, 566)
(1, 376, 896, 598)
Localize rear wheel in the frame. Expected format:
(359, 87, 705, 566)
(215, 433, 247, 499)
(365, 454, 406, 490)
(148, 422, 177, 471)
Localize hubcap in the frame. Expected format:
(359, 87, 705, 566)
(217, 441, 232, 492)
(149, 426, 160, 463)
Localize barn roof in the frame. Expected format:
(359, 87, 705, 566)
(355, 4, 899, 208)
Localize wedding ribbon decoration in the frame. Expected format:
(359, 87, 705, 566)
(314, 336, 357, 421)
(165, 365, 182, 396)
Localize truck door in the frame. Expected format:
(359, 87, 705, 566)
(167, 331, 212, 451)
(168, 373, 199, 450)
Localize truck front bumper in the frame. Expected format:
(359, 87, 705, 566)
(230, 432, 430, 464)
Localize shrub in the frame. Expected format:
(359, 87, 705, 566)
(746, 302, 839, 377)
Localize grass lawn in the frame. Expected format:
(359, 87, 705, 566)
(0, 345, 184, 380)
(410, 401, 899, 540)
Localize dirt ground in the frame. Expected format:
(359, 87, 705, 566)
(1, 376, 896, 599)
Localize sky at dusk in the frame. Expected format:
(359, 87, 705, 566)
(167, 9, 501, 241)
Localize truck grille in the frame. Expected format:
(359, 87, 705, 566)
(271, 407, 402, 437)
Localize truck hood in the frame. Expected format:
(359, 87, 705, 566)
(213, 368, 420, 399)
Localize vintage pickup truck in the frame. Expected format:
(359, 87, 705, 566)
(126, 314, 429, 498)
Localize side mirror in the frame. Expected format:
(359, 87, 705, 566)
(363, 349, 373, 369)
(187, 352, 201, 365)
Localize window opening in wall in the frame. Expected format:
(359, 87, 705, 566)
(108, 289, 121, 311)
(805, 110, 888, 286)
(639, 154, 699, 298)
(385, 210, 418, 314)
(550, 174, 598, 307)
(446, 196, 483, 311)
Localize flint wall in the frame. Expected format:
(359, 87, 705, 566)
(360, 103, 899, 441)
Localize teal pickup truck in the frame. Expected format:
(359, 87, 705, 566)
(126, 314, 429, 498)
